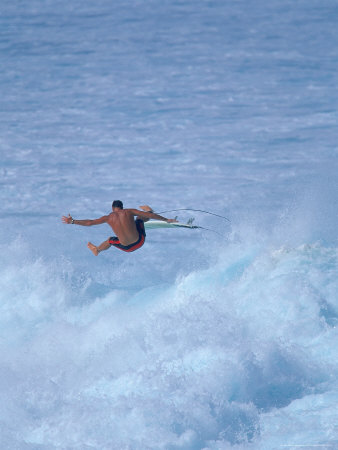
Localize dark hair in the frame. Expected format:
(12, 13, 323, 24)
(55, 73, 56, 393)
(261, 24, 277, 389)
(112, 200, 123, 209)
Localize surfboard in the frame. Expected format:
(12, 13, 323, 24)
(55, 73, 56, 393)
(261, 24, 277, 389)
(144, 220, 199, 230)
(144, 219, 222, 236)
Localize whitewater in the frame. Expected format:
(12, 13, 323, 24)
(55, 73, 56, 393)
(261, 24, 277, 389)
(1, 0, 338, 448)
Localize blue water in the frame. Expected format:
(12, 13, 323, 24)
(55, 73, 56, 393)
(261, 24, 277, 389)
(1, 0, 338, 448)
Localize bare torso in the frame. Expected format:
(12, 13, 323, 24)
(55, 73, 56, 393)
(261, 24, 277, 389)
(106, 209, 140, 245)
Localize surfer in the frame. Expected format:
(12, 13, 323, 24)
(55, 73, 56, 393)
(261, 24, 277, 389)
(62, 201, 177, 255)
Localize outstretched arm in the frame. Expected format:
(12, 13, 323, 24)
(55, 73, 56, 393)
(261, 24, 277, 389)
(62, 214, 109, 226)
(129, 209, 177, 223)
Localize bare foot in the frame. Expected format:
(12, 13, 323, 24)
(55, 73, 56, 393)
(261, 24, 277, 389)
(139, 205, 153, 212)
(87, 242, 99, 256)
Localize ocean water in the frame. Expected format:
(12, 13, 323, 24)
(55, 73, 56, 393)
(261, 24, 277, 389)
(1, 0, 338, 448)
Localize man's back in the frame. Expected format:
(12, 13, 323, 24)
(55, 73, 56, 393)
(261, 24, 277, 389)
(107, 209, 139, 245)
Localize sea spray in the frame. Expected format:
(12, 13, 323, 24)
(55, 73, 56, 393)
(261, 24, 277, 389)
(1, 237, 337, 448)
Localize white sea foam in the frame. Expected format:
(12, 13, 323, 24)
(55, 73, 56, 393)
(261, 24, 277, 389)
(0, 233, 337, 448)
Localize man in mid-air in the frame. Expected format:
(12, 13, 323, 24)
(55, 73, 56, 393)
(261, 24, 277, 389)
(62, 201, 177, 255)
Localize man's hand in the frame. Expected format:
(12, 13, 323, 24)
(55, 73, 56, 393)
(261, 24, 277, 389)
(167, 218, 178, 223)
(62, 214, 73, 224)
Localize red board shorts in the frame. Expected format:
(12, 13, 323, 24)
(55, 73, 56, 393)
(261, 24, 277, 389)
(108, 219, 146, 252)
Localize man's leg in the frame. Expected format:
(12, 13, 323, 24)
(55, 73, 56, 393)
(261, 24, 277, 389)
(87, 239, 111, 256)
(139, 205, 153, 221)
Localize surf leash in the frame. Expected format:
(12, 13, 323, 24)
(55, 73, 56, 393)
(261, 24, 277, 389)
(171, 222, 222, 236)
(193, 225, 223, 236)
(157, 208, 231, 222)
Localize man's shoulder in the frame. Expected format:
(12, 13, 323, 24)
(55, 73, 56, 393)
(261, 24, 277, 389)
(123, 208, 138, 215)
(112, 209, 135, 218)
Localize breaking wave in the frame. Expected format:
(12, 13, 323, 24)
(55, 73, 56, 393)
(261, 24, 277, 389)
(1, 232, 337, 449)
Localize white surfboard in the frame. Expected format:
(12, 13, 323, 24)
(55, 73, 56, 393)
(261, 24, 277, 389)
(144, 220, 199, 230)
